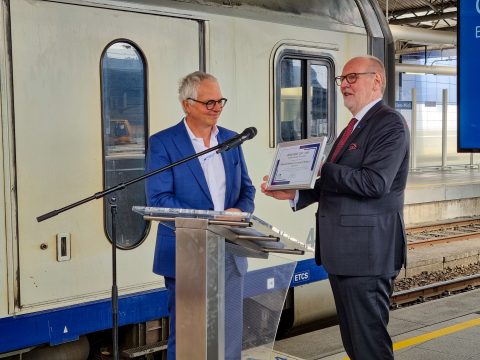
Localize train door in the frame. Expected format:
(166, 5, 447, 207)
(9, 0, 200, 311)
(0, 0, 11, 318)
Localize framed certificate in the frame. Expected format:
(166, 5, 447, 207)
(266, 137, 327, 190)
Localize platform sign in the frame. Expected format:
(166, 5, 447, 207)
(395, 101, 412, 110)
(458, 1, 480, 152)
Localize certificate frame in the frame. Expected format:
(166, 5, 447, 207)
(266, 137, 327, 190)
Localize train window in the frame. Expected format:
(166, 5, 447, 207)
(276, 53, 334, 144)
(101, 41, 149, 249)
(279, 59, 303, 141)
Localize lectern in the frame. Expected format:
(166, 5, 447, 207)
(134, 206, 304, 359)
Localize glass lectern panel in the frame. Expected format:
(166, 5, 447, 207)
(133, 206, 305, 255)
(133, 205, 252, 220)
(240, 253, 296, 359)
(133, 206, 252, 231)
(134, 206, 302, 359)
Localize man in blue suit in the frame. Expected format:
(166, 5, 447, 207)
(146, 71, 255, 359)
(262, 56, 409, 360)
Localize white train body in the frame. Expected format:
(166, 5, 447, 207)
(0, 0, 393, 355)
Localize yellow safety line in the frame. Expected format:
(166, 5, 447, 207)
(341, 317, 480, 360)
(393, 317, 480, 350)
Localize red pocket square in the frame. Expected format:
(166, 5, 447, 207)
(348, 143, 358, 151)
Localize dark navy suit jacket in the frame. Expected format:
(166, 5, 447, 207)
(297, 101, 410, 276)
(145, 120, 256, 278)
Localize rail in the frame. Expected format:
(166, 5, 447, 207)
(391, 273, 480, 307)
(406, 218, 480, 248)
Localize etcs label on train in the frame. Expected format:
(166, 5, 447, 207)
(293, 270, 310, 284)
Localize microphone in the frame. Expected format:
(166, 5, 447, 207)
(217, 127, 257, 153)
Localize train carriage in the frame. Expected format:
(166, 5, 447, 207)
(0, 0, 393, 357)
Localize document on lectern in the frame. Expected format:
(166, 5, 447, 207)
(266, 137, 327, 190)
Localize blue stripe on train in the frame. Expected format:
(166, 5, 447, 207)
(0, 289, 169, 353)
(291, 258, 329, 285)
(0, 259, 327, 353)
(244, 259, 328, 298)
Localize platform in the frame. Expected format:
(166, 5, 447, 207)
(272, 288, 480, 360)
(269, 168, 480, 360)
(404, 167, 480, 226)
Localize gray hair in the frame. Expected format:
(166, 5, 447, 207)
(178, 71, 218, 103)
(348, 55, 386, 93)
(364, 55, 386, 93)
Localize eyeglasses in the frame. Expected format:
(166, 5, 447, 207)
(334, 72, 376, 86)
(187, 97, 228, 110)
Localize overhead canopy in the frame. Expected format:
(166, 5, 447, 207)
(376, 0, 457, 31)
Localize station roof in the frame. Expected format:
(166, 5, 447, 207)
(376, 0, 457, 31)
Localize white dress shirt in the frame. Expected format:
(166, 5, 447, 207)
(184, 119, 226, 211)
(352, 98, 382, 129)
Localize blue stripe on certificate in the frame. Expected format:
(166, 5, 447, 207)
(299, 143, 321, 170)
(271, 159, 290, 185)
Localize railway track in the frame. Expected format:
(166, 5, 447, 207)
(391, 273, 480, 308)
(406, 218, 480, 248)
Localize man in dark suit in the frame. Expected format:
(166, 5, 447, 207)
(146, 71, 255, 359)
(262, 55, 409, 359)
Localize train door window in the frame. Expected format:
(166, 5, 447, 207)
(279, 59, 303, 141)
(101, 40, 149, 249)
(276, 53, 334, 144)
(309, 64, 329, 138)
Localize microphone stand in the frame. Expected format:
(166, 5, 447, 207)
(36, 137, 246, 360)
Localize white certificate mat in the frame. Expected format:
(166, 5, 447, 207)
(266, 137, 327, 190)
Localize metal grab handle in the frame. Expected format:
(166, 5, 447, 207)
(236, 235, 280, 241)
(262, 247, 305, 255)
(208, 220, 251, 227)
(144, 216, 176, 222)
(143, 216, 251, 227)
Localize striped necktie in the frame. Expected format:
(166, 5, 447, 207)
(330, 118, 358, 162)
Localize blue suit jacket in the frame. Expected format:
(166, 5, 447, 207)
(146, 120, 256, 278)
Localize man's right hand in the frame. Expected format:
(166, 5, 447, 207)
(260, 175, 296, 200)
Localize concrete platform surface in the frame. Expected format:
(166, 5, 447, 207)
(404, 168, 480, 225)
(405, 167, 480, 204)
(273, 289, 480, 360)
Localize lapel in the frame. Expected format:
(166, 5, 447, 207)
(330, 100, 384, 163)
(171, 121, 213, 203)
(217, 129, 234, 208)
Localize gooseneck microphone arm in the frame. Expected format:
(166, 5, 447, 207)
(37, 127, 257, 222)
(37, 142, 222, 222)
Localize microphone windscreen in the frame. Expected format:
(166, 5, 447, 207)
(244, 127, 257, 139)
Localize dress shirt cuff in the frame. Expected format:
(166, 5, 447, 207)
(289, 190, 300, 210)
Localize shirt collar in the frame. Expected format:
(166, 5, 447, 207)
(354, 98, 382, 121)
(183, 118, 219, 143)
